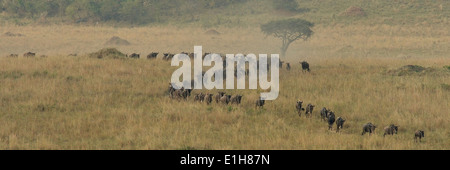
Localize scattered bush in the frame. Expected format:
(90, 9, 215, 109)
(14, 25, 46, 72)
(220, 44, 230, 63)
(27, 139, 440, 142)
(88, 48, 127, 59)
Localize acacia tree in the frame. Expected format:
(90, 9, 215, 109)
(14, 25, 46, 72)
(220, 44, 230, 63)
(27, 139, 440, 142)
(261, 18, 314, 58)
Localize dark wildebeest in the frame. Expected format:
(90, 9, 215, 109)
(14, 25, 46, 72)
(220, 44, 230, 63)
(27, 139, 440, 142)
(305, 104, 315, 118)
(7, 54, 18, 58)
(23, 52, 36, 58)
(336, 117, 346, 132)
(168, 83, 176, 98)
(199, 93, 206, 102)
(383, 124, 399, 137)
(205, 93, 213, 105)
(129, 53, 140, 59)
(181, 89, 189, 100)
(279, 61, 284, 69)
(147, 52, 158, 59)
(296, 100, 305, 117)
(172, 88, 184, 99)
(183, 88, 192, 97)
(286, 63, 291, 71)
(215, 92, 225, 103)
(320, 107, 331, 121)
(230, 95, 243, 105)
(68, 53, 77, 57)
(256, 98, 265, 108)
(361, 122, 377, 136)
(327, 111, 336, 130)
(163, 53, 174, 61)
(194, 93, 204, 102)
(300, 61, 310, 72)
(220, 95, 232, 105)
(414, 130, 425, 142)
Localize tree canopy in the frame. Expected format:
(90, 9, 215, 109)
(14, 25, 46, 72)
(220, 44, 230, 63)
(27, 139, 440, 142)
(261, 18, 314, 58)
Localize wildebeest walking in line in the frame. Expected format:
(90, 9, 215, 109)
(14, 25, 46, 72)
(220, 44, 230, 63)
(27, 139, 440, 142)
(256, 97, 265, 108)
(168, 83, 176, 98)
(204, 93, 213, 105)
(147, 52, 158, 59)
(7, 54, 18, 58)
(305, 104, 315, 118)
(286, 63, 291, 71)
(163, 53, 175, 61)
(128, 53, 140, 59)
(194, 93, 205, 102)
(361, 122, 377, 136)
(300, 61, 310, 72)
(320, 107, 331, 121)
(23, 52, 36, 57)
(215, 92, 225, 103)
(414, 130, 425, 142)
(327, 111, 336, 130)
(220, 95, 232, 105)
(230, 95, 243, 105)
(336, 117, 346, 132)
(383, 124, 399, 137)
(296, 100, 305, 117)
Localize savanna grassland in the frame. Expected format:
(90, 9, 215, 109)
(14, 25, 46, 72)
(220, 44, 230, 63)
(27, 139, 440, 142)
(0, 0, 449, 150)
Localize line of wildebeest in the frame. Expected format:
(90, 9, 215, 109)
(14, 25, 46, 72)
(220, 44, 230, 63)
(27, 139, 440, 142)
(168, 84, 425, 142)
(5, 51, 426, 142)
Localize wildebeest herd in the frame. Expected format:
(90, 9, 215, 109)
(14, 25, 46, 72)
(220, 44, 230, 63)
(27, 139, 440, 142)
(3, 51, 426, 143)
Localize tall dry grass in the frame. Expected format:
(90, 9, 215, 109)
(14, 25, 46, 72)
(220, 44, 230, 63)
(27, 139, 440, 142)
(0, 25, 448, 149)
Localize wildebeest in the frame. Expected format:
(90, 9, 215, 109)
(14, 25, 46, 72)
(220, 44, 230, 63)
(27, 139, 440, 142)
(171, 88, 184, 99)
(230, 95, 243, 105)
(305, 104, 315, 118)
(383, 124, 399, 137)
(68, 53, 77, 57)
(320, 107, 331, 121)
(128, 53, 140, 59)
(414, 130, 425, 142)
(7, 54, 18, 58)
(327, 111, 336, 130)
(220, 95, 232, 105)
(168, 83, 176, 98)
(194, 93, 204, 102)
(163, 53, 174, 60)
(181, 89, 189, 100)
(336, 117, 346, 132)
(256, 97, 265, 108)
(199, 93, 206, 102)
(23, 52, 36, 57)
(215, 92, 225, 103)
(204, 93, 213, 105)
(296, 100, 305, 117)
(361, 122, 377, 136)
(279, 61, 284, 69)
(286, 63, 291, 71)
(300, 61, 310, 72)
(147, 52, 158, 59)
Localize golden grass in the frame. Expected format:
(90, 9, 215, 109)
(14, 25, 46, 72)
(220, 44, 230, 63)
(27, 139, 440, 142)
(0, 25, 449, 150)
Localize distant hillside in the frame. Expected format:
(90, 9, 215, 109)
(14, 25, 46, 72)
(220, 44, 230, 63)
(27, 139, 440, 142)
(0, 0, 448, 27)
